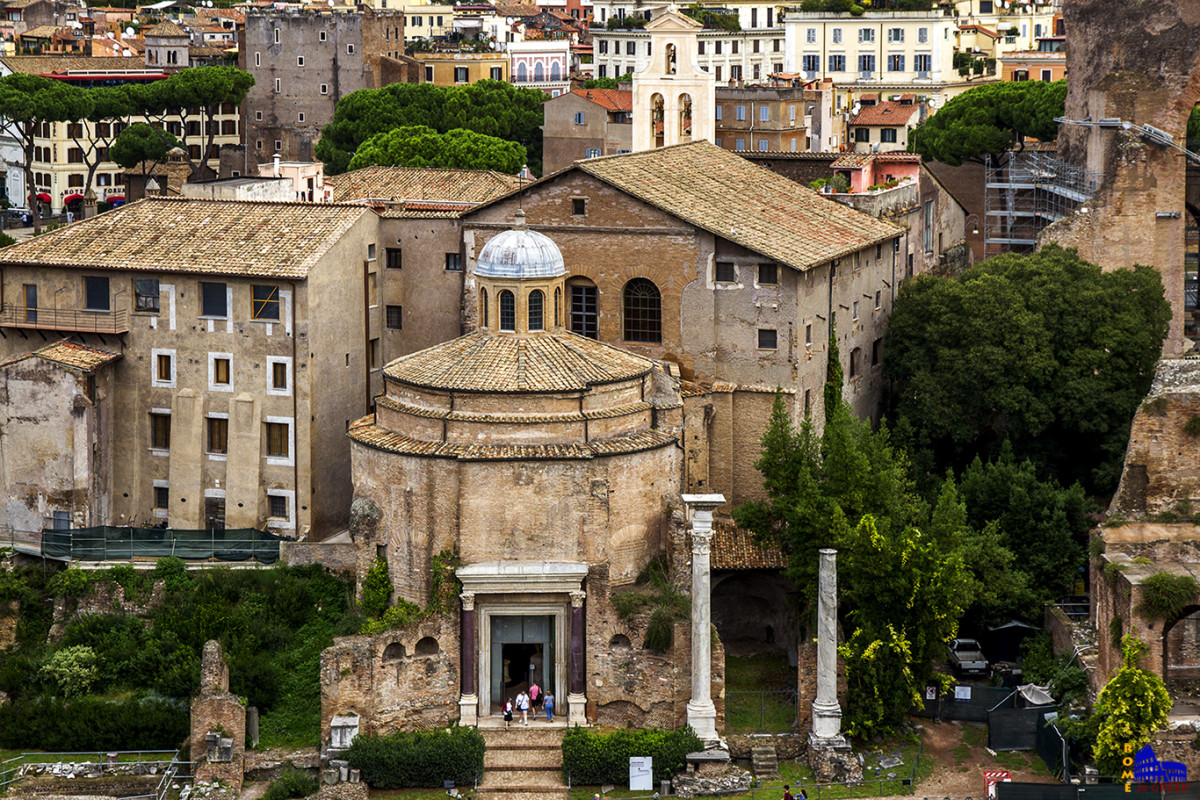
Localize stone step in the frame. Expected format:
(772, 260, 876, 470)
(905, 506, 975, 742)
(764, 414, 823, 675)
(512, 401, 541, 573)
(480, 769, 565, 788)
(477, 788, 568, 800)
(480, 728, 565, 748)
(485, 748, 563, 769)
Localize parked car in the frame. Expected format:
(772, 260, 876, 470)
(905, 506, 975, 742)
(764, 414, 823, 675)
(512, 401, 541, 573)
(948, 638, 989, 676)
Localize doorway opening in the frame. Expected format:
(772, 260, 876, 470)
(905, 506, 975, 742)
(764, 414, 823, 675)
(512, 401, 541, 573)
(490, 614, 554, 714)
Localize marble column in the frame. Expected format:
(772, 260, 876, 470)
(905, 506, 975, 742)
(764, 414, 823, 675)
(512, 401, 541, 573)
(458, 592, 478, 726)
(567, 589, 587, 727)
(682, 493, 725, 746)
(811, 548, 844, 741)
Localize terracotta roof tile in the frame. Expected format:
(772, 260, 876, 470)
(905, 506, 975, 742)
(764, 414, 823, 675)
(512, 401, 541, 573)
(20, 25, 76, 39)
(0, 339, 122, 372)
(350, 417, 675, 460)
(144, 19, 187, 37)
(570, 87, 632, 111)
(0, 197, 370, 279)
(830, 153, 875, 169)
(384, 330, 654, 393)
(711, 519, 787, 570)
(0, 55, 146, 73)
(573, 141, 902, 271)
(850, 101, 919, 127)
(326, 166, 523, 207)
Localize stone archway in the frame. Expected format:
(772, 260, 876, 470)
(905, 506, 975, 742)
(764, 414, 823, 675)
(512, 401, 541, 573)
(1163, 604, 1200, 683)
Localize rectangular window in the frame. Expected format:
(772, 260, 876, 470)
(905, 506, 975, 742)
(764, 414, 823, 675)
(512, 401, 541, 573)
(806, 27, 816, 44)
(454, 66, 468, 82)
(715, 105, 722, 121)
(269, 493, 288, 519)
(855, 127, 870, 142)
(572, 198, 587, 215)
(915, 53, 932, 73)
(599, 40, 608, 54)
(888, 54, 905, 72)
(859, 54, 876, 73)
(918, 27, 928, 43)
(570, 284, 598, 339)
(874, 290, 882, 310)
(805, 323, 812, 346)
(319, 30, 327, 41)
(386, 248, 402, 269)
(735, 138, 745, 151)
(321, 84, 329, 95)
(574, 111, 585, 124)
(802, 54, 819, 73)
(758, 329, 777, 350)
(386, 305, 403, 330)
(255, 52, 261, 66)
(751, 8, 757, 26)
(347, 44, 355, 54)
(151, 413, 171, 450)
(832, 28, 842, 44)
(425, 66, 434, 82)
(207, 417, 228, 455)
(585, 148, 601, 158)
(852, 300, 859, 320)
(134, 278, 159, 313)
(490, 67, 503, 80)
(84, 276, 110, 311)
(849, 347, 861, 378)
(760, 106, 770, 121)
(297, 56, 304, 66)
(736, 105, 746, 121)
(445, 252, 463, 271)
(715, 66, 722, 82)
(367, 243, 376, 261)
(887, 27, 903, 43)
(155, 485, 169, 510)
(923, 199, 934, 252)
(273, 27, 280, 43)
(829, 54, 845, 72)
(979, 0, 993, 12)
(881, 128, 897, 143)
(251, 284, 280, 320)
(732, 40, 739, 54)
(213, 356, 231, 386)
(274, 78, 281, 93)
(758, 139, 768, 151)
(859, 28, 874, 43)
(715, 261, 736, 282)
(266, 421, 289, 458)
(715, 41, 721, 54)
(804, 389, 812, 415)
(1041, 69, 1053, 82)
(153, 351, 175, 387)
(271, 360, 289, 392)
(758, 263, 777, 284)
(200, 282, 227, 318)
(369, 337, 380, 369)
(753, 39, 760, 53)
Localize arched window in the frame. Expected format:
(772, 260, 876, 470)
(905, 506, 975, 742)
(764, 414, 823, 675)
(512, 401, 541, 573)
(551, 61, 561, 81)
(499, 290, 515, 331)
(517, 62, 528, 82)
(651, 94, 664, 147)
(623, 278, 661, 343)
(666, 43, 676, 74)
(679, 93, 693, 137)
(534, 62, 545, 81)
(480, 288, 489, 328)
(554, 287, 561, 327)
(528, 290, 544, 331)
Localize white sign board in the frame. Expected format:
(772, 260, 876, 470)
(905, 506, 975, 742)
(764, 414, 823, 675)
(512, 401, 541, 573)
(629, 757, 653, 791)
(954, 685, 972, 702)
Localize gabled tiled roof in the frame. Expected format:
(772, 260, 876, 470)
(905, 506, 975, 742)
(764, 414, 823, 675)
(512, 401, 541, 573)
(0, 55, 147, 74)
(326, 166, 523, 206)
(20, 25, 75, 39)
(830, 152, 874, 169)
(350, 416, 676, 461)
(0, 339, 121, 372)
(384, 330, 655, 393)
(850, 101, 919, 127)
(0, 197, 370, 279)
(571, 141, 901, 272)
(571, 87, 632, 112)
(711, 519, 787, 571)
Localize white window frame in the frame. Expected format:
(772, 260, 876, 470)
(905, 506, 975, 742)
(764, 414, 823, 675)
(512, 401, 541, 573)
(266, 356, 293, 397)
(273, 27, 280, 43)
(265, 416, 295, 467)
(254, 52, 261, 67)
(208, 352, 234, 392)
(150, 408, 171, 456)
(206, 412, 229, 461)
(832, 27, 842, 44)
(265, 489, 296, 530)
(153, 479, 169, 519)
(321, 84, 329, 95)
(319, 30, 327, 42)
(151, 348, 176, 388)
(297, 56, 304, 66)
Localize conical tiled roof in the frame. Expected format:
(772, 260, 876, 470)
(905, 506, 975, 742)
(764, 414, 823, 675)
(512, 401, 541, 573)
(144, 20, 187, 38)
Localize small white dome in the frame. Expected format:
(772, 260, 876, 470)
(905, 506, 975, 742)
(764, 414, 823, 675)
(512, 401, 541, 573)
(476, 210, 566, 280)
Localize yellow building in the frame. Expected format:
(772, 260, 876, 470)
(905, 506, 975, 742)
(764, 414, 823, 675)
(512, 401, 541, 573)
(403, 4, 454, 41)
(416, 50, 509, 84)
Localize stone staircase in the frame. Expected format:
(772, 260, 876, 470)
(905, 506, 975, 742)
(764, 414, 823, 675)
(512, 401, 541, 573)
(478, 726, 568, 800)
(751, 744, 781, 781)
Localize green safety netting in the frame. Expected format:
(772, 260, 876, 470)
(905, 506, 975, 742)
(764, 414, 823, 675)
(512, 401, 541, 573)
(41, 526, 284, 563)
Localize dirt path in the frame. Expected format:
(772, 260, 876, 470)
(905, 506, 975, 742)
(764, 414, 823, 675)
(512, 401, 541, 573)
(901, 720, 1058, 799)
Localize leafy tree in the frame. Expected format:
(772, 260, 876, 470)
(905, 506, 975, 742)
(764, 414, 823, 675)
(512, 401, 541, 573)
(360, 556, 392, 618)
(39, 645, 99, 697)
(0, 74, 94, 232)
(347, 126, 526, 174)
(316, 80, 544, 175)
(582, 73, 633, 89)
(909, 80, 1066, 166)
(110, 122, 182, 179)
(65, 85, 139, 203)
(884, 245, 1170, 492)
(1093, 636, 1171, 775)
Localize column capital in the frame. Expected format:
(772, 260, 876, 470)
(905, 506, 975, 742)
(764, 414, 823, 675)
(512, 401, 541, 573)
(460, 591, 476, 612)
(569, 589, 587, 608)
(691, 528, 713, 555)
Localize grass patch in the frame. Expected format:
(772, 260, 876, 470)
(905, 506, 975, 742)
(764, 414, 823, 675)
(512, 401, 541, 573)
(725, 654, 797, 733)
(569, 788, 657, 800)
(776, 738, 929, 797)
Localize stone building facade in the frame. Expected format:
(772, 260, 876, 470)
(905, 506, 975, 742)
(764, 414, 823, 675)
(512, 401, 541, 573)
(239, 7, 419, 163)
(0, 197, 378, 538)
(191, 641, 246, 790)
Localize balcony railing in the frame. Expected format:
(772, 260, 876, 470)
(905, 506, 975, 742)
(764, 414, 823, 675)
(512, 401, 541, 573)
(0, 303, 129, 334)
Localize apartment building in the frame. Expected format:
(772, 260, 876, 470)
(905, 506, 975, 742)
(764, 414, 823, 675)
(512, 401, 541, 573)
(416, 50, 508, 84)
(847, 97, 922, 153)
(714, 84, 808, 153)
(0, 55, 242, 216)
(240, 7, 419, 163)
(508, 39, 570, 96)
(0, 197, 378, 538)
(953, 0, 1060, 57)
(402, 4, 453, 41)
(542, 88, 632, 171)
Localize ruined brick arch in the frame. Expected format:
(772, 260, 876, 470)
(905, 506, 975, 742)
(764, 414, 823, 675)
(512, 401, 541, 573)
(1161, 603, 1200, 681)
(609, 633, 632, 650)
(601, 624, 642, 650)
(382, 642, 407, 661)
(415, 636, 440, 656)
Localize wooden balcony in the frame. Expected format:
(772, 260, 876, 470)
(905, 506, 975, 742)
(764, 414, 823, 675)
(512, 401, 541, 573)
(0, 303, 129, 334)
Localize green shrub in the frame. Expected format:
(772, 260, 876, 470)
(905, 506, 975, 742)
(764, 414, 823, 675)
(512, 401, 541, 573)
(47, 566, 91, 598)
(561, 726, 702, 785)
(262, 768, 318, 800)
(644, 606, 675, 653)
(1185, 415, 1200, 437)
(359, 598, 421, 636)
(611, 592, 652, 619)
(1110, 615, 1123, 647)
(0, 693, 187, 750)
(361, 557, 392, 618)
(1137, 572, 1199, 621)
(152, 556, 192, 590)
(345, 726, 484, 788)
(39, 644, 99, 697)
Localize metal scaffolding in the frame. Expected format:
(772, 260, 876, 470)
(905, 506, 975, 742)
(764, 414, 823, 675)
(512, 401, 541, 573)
(983, 151, 1101, 260)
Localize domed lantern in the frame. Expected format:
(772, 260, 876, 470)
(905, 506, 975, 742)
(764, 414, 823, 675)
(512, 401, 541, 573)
(475, 210, 567, 335)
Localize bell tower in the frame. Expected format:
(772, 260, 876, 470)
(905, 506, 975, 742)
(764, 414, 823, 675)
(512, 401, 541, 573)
(631, 7, 715, 152)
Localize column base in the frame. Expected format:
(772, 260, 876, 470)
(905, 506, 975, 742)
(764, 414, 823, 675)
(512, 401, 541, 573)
(459, 694, 478, 727)
(686, 699, 719, 746)
(808, 730, 862, 783)
(567, 693, 587, 727)
(811, 700, 843, 740)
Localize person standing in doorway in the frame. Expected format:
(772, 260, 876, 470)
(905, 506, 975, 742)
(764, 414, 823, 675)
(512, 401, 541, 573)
(504, 698, 514, 729)
(516, 689, 529, 725)
(529, 681, 540, 713)
(543, 691, 555, 722)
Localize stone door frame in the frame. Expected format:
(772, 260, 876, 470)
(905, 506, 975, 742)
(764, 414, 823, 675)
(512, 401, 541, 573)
(477, 599, 569, 717)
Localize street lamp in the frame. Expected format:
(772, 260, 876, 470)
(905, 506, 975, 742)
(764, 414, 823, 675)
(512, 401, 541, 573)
(965, 214, 981, 236)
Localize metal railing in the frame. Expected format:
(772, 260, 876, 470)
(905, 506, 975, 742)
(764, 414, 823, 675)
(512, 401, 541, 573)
(0, 750, 183, 797)
(725, 689, 800, 733)
(0, 304, 129, 334)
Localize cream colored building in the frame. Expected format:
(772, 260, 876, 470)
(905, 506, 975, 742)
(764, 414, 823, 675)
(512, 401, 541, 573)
(416, 50, 509, 84)
(953, 0, 1060, 57)
(402, 5, 453, 41)
(0, 198, 379, 538)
